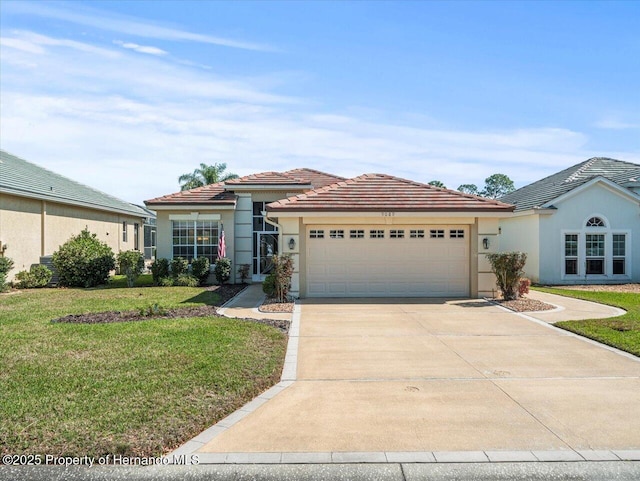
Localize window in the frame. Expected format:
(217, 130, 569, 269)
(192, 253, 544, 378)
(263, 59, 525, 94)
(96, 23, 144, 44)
(585, 234, 605, 275)
(613, 234, 626, 275)
(329, 229, 344, 239)
(133, 223, 140, 250)
(172, 220, 218, 263)
(122, 221, 128, 242)
(350, 229, 364, 238)
(390, 229, 404, 238)
(410, 229, 425, 238)
(253, 202, 276, 232)
(370, 230, 384, 239)
(586, 217, 606, 227)
(564, 234, 578, 275)
(450, 229, 465, 238)
(430, 229, 444, 238)
(309, 229, 324, 239)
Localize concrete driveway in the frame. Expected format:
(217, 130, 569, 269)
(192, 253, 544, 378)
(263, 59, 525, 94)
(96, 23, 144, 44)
(199, 298, 640, 457)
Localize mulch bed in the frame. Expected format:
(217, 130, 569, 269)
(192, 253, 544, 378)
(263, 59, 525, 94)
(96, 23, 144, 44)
(51, 284, 248, 325)
(492, 297, 556, 313)
(259, 297, 295, 313)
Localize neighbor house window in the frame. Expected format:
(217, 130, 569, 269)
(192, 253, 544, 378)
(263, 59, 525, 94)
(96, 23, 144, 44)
(450, 229, 464, 238)
(350, 229, 364, 238)
(329, 230, 344, 239)
(309, 229, 324, 239)
(613, 234, 626, 275)
(390, 229, 404, 238)
(370, 230, 384, 239)
(172, 220, 218, 264)
(410, 230, 425, 238)
(564, 234, 578, 275)
(134, 223, 140, 250)
(122, 221, 128, 242)
(586, 217, 606, 227)
(585, 234, 605, 275)
(430, 229, 444, 238)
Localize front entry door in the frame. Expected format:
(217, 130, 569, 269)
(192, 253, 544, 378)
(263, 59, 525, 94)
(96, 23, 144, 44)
(253, 232, 278, 280)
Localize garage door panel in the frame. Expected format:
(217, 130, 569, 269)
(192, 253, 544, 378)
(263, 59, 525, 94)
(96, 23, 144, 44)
(307, 225, 469, 297)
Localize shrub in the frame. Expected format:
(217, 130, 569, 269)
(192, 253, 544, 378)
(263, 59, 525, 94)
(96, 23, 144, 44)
(117, 250, 144, 288)
(518, 278, 531, 297)
(52, 229, 115, 287)
(486, 252, 528, 301)
(266, 254, 294, 302)
(170, 257, 189, 278)
(238, 264, 250, 284)
(174, 274, 199, 287)
(151, 258, 170, 285)
(191, 257, 210, 285)
(0, 256, 15, 292)
(214, 258, 231, 285)
(15, 265, 52, 289)
(262, 273, 276, 297)
(159, 276, 174, 287)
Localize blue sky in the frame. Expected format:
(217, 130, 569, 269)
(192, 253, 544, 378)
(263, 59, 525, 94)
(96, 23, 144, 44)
(1, 0, 639, 204)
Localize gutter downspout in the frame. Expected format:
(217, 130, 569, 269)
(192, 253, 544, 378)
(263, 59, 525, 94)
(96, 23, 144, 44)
(262, 210, 284, 255)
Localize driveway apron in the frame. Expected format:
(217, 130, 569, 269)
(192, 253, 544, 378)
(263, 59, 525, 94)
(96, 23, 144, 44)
(200, 298, 640, 453)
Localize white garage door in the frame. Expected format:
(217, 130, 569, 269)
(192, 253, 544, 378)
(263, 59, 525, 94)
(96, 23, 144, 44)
(306, 225, 469, 297)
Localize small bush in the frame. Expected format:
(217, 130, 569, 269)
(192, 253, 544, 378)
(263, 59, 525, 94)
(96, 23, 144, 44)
(117, 250, 144, 288)
(15, 265, 52, 289)
(151, 258, 170, 285)
(191, 257, 210, 285)
(0, 257, 15, 292)
(486, 252, 528, 301)
(174, 274, 199, 287)
(52, 229, 115, 288)
(159, 276, 174, 287)
(518, 278, 531, 297)
(262, 273, 276, 297)
(170, 257, 189, 278)
(214, 258, 231, 285)
(238, 264, 250, 284)
(138, 303, 167, 317)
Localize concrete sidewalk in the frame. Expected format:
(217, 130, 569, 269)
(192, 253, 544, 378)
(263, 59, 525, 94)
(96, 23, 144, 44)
(217, 283, 291, 322)
(526, 290, 626, 323)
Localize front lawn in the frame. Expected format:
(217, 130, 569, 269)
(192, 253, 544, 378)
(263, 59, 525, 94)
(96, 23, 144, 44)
(0, 285, 287, 457)
(534, 287, 640, 357)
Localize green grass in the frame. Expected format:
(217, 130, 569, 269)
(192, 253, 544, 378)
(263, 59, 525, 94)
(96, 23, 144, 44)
(534, 287, 640, 357)
(0, 283, 287, 457)
(105, 274, 155, 288)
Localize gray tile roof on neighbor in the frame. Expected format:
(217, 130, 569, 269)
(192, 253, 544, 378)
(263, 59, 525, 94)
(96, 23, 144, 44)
(500, 157, 640, 212)
(0, 150, 148, 217)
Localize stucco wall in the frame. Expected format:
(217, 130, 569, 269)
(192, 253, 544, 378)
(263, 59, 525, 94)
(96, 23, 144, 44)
(537, 183, 640, 284)
(498, 214, 541, 282)
(1, 193, 143, 281)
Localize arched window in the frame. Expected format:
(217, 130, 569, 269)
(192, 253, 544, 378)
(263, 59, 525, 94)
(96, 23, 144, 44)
(586, 217, 605, 227)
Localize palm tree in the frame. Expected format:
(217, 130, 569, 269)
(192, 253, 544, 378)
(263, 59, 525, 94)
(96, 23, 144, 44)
(178, 163, 239, 191)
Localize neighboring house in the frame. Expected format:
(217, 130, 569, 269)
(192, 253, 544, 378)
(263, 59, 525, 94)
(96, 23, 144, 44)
(499, 157, 640, 284)
(145, 169, 514, 298)
(0, 150, 152, 281)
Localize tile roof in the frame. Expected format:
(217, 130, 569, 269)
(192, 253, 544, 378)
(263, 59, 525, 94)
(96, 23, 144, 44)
(282, 168, 346, 189)
(500, 157, 640, 212)
(224, 171, 310, 186)
(145, 182, 236, 206)
(267, 173, 514, 212)
(0, 150, 148, 217)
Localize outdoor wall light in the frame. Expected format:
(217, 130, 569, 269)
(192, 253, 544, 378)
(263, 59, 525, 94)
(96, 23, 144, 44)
(482, 237, 490, 250)
(288, 238, 296, 250)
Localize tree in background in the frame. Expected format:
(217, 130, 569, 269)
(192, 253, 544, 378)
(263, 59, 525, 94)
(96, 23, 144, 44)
(457, 174, 515, 199)
(178, 163, 238, 191)
(427, 180, 446, 188)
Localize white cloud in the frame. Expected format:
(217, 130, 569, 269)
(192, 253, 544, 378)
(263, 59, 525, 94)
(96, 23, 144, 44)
(595, 117, 640, 130)
(113, 40, 167, 56)
(6, 1, 273, 51)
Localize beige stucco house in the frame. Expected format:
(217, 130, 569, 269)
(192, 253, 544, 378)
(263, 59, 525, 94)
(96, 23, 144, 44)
(0, 150, 151, 281)
(146, 169, 514, 298)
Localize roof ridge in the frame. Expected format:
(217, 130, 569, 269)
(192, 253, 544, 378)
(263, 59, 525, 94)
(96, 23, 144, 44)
(284, 167, 346, 180)
(564, 157, 599, 183)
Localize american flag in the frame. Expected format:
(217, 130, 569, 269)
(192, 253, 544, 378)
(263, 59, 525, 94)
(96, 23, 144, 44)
(217, 227, 226, 260)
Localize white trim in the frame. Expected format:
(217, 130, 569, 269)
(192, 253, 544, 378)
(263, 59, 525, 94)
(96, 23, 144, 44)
(169, 213, 221, 221)
(149, 204, 235, 211)
(272, 211, 511, 219)
(542, 176, 640, 209)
